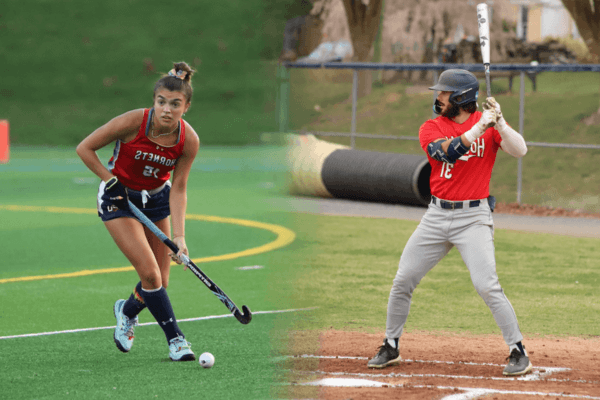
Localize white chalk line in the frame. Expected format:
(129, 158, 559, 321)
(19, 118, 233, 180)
(303, 367, 600, 386)
(435, 386, 600, 400)
(293, 368, 578, 384)
(291, 354, 565, 372)
(299, 380, 600, 400)
(0, 307, 317, 340)
(288, 354, 598, 399)
(235, 265, 265, 270)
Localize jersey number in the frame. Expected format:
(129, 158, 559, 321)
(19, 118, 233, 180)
(440, 162, 453, 179)
(143, 165, 160, 179)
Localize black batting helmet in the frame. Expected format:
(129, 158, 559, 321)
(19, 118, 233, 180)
(429, 69, 479, 114)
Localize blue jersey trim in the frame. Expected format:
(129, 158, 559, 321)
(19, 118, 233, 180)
(107, 140, 121, 171)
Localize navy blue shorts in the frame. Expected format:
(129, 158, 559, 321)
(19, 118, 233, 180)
(97, 181, 171, 223)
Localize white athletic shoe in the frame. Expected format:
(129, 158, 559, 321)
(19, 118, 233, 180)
(169, 336, 196, 361)
(113, 299, 138, 353)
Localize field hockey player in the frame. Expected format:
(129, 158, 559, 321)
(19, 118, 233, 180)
(76, 61, 200, 361)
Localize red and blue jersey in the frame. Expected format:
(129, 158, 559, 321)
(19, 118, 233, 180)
(419, 111, 502, 201)
(108, 108, 186, 191)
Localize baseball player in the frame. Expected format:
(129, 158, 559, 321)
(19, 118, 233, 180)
(367, 69, 532, 376)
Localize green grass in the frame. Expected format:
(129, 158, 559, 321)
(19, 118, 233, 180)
(286, 70, 600, 212)
(286, 213, 600, 337)
(0, 314, 302, 400)
(0, 145, 301, 399)
(1, 0, 283, 146)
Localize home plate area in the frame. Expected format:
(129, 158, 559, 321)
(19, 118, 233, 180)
(285, 330, 600, 400)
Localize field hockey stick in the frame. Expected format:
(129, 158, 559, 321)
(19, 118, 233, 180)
(127, 200, 252, 324)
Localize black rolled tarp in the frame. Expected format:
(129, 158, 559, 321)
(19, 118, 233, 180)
(321, 149, 432, 207)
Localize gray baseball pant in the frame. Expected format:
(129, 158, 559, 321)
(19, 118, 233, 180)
(386, 198, 524, 346)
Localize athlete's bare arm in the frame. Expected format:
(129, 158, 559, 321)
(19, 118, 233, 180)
(168, 122, 200, 263)
(76, 109, 145, 182)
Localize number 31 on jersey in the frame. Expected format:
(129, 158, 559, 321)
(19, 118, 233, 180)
(440, 162, 453, 179)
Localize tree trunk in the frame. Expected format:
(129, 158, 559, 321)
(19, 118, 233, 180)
(562, 0, 600, 116)
(341, 0, 384, 98)
(562, 0, 600, 56)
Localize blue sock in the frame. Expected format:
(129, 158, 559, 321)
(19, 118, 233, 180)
(510, 341, 527, 356)
(122, 282, 146, 319)
(385, 338, 399, 349)
(140, 286, 184, 343)
(516, 342, 526, 356)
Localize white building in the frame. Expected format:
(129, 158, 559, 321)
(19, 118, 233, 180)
(510, 0, 581, 41)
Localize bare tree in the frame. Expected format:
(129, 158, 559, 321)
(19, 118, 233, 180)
(562, 0, 600, 56)
(562, 0, 600, 122)
(341, 0, 384, 97)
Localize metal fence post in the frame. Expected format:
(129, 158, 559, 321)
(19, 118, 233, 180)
(351, 70, 358, 148)
(276, 64, 290, 133)
(517, 70, 525, 205)
(281, 62, 600, 207)
(432, 69, 439, 119)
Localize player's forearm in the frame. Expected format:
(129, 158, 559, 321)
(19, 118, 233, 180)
(169, 186, 188, 238)
(76, 145, 114, 182)
(441, 135, 472, 154)
(497, 119, 527, 158)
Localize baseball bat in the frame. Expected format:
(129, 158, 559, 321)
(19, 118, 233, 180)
(477, 3, 492, 98)
(127, 199, 252, 325)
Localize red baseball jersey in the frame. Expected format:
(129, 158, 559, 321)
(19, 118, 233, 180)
(108, 108, 186, 191)
(419, 111, 502, 201)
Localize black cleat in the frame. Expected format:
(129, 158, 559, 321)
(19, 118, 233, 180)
(367, 340, 401, 369)
(503, 348, 533, 376)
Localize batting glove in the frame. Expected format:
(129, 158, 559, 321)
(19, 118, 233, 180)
(485, 97, 503, 120)
(486, 97, 509, 131)
(101, 176, 130, 211)
(464, 107, 496, 143)
(477, 107, 497, 130)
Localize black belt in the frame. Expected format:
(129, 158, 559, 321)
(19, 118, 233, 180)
(431, 196, 481, 210)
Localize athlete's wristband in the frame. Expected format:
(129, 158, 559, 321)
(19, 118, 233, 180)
(495, 116, 509, 133)
(463, 124, 485, 143)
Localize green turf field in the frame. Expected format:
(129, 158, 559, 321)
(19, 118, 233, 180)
(0, 145, 307, 399)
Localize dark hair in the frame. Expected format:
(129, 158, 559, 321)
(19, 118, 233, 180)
(442, 100, 478, 119)
(153, 61, 196, 103)
(462, 101, 478, 114)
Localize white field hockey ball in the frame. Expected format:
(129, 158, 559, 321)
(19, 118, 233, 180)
(199, 352, 215, 368)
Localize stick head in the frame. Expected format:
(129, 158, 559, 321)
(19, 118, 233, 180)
(235, 305, 252, 324)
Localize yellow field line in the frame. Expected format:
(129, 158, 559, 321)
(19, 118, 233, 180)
(0, 267, 137, 284)
(0, 205, 296, 284)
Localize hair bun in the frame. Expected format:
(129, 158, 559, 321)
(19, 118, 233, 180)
(168, 69, 188, 81)
(170, 61, 195, 83)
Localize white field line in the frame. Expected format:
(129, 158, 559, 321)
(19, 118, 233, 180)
(301, 368, 585, 384)
(290, 366, 596, 384)
(299, 380, 600, 400)
(437, 386, 600, 400)
(0, 307, 317, 340)
(235, 265, 265, 270)
(291, 354, 565, 372)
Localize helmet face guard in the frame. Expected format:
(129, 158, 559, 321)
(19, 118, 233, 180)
(430, 69, 479, 115)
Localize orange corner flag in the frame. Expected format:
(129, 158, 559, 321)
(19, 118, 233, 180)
(0, 120, 9, 163)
